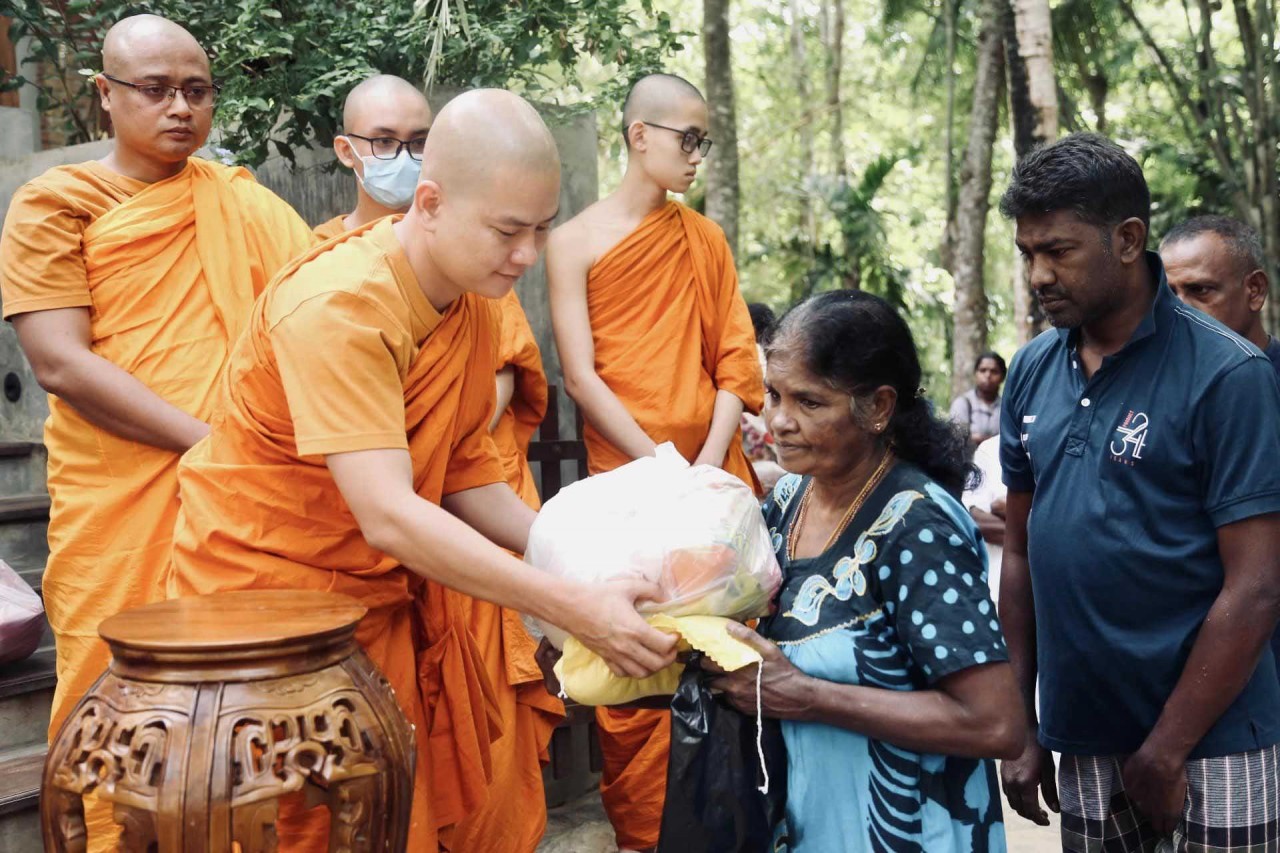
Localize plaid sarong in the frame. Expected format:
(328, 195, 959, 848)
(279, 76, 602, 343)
(1059, 746, 1280, 852)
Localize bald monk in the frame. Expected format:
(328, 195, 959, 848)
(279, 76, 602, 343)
(313, 74, 432, 240)
(166, 89, 676, 852)
(546, 72, 764, 852)
(0, 15, 312, 850)
(443, 289, 563, 852)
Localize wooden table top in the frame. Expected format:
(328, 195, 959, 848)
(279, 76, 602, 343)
(98, 589, 367, 653)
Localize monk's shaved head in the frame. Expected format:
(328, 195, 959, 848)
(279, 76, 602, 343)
(622, 73, 705, 147)
(420, 89, 560, 196)
(342, 75, 431, 134)
(102, 14, 208, 77)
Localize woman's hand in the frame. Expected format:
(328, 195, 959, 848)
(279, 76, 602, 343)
(706, 622, 816, 720)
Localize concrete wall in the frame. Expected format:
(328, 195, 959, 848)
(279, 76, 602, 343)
(0, 105, 598, 447)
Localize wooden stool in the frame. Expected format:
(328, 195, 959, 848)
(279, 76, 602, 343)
(40, 590, 415, 852)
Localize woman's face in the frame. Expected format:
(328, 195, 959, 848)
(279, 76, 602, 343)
(765, 351, 878, 479)
(975, 358, 1004, 395)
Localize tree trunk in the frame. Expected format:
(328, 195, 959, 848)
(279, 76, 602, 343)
(821, 0, 846, 177)
(789, 0, 816, 245)
(950, 0, 1005, 403)
(1003, 0, 1058, 344)
(703, 0, 740, 258)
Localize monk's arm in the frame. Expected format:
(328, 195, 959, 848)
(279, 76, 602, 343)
(693, 389, 747, 468)
(13, 308, 208, 452)
(489, 365, 516, 432)
(546, 231, 657, 460)
(441, 482, 536, 554)
(327, 447, 678, 677)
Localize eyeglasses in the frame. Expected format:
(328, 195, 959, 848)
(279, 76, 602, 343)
(345, 133, 428, 161)
(101, 74, 220, 109)
(643, 122, 713, 157)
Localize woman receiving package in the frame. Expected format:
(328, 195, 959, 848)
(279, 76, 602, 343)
(710, 290, 1026, 852)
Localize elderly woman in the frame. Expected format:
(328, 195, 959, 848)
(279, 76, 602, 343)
(711, 291, 1025, 852)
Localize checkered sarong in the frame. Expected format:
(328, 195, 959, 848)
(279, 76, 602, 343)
(1059, 746, 1280, 852)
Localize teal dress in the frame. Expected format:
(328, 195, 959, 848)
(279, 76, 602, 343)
(760, 464, 1008, 852)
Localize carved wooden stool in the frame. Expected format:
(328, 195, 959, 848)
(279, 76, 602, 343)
(41, 590, 415, 852)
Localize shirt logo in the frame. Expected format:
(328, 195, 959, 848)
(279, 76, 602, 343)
(1109, 410, 1149, 465)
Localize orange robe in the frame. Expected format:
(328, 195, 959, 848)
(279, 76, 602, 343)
(584, 200, 764, 850)
(312, 213, 348, 240)
(0, 158, 313, 851)
(444, 290, 564, 852)
(168, 218, 510, 851)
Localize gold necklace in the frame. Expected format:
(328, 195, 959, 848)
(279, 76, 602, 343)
(787, 450, 895, 562)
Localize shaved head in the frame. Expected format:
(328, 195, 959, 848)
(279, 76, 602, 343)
(342, 74, 431, 134)
(102, 14, 207, 77)
(622, 73, 705, 147)
(419, 88, 560, 197)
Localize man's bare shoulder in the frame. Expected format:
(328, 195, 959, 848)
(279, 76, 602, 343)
(550, 196, 648, 271)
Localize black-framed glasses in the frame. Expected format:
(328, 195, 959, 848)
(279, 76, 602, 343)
(643, 121, 713, 157)
(100, 73, 220, 109)
(345, 133, 428, 161)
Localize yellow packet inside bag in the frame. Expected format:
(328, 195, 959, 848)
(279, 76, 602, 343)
(553, 614, 762, 706)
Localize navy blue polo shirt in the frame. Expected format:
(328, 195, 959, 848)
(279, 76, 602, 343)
(1001, 253, 1280, 759)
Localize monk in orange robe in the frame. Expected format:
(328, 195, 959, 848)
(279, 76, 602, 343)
(0, 15, 313, 852)
(166, 89, 676, 852)
(546, 73, 764, 852)
(312, 75, 432, 240)
(443, 290, 564, 852)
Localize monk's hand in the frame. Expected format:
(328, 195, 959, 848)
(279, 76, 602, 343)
(1121, 741, 1187, 836)
(534, 638, 563, 697)
(570, 577, 678, 679)
(707, 622, 815, 721)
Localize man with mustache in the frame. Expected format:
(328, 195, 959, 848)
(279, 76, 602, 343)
(0, 14, 313, 850)
(997, 133, 1280, 851)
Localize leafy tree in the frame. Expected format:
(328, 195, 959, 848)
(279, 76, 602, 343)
(0, 0, 684, 165)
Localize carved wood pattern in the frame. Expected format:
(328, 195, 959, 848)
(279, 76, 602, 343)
(42, 624, 414, 852)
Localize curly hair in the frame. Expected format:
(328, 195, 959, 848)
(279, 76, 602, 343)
(766, 290, 972, 494)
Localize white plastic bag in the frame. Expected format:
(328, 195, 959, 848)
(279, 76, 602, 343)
(0, 559, 44, 665)
(526, 444, 782, 649)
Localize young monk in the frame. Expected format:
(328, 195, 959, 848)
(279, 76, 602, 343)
(546, 72, 764, 853)
(443, 289, 563, 852)
(166, 89, 677, 852)
(313, 74, 432, 240)
(0, 15, 313, 851)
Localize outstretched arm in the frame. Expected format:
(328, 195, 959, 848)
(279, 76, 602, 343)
(546, 229, 657, 461)
(14, 307, 208, 452)
(327, 447, 678, 678)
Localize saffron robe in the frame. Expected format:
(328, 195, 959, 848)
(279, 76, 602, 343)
(312, 213, 348, 241)
(168, 217, 510, 851)
(583, 200, 764, 849)
(443, 290, 564, 852)
(0, 157, 312, 851)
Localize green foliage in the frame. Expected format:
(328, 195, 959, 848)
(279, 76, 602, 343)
(0, 0, 684, 165)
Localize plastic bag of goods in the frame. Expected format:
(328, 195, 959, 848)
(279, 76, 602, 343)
(524, 444, 782, 704)
(0, 559, 44, 665)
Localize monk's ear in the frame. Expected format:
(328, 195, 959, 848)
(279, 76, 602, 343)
(413, 179, 443, 223)
(333, 136, 357, 170)
(95, 73, 112, 111)
(627, 120, 648, 153)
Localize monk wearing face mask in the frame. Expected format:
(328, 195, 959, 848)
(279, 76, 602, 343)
(313, 74, 433, 240)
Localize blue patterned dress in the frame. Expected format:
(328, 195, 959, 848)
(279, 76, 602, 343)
(759, 463, 1008, 852)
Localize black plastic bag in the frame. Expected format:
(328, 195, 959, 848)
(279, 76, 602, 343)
(657, 656, 788, 853)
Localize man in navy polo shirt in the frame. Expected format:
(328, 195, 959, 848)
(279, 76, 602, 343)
(1161, 215, 1280, 377)
(997, 133, 1280, 852)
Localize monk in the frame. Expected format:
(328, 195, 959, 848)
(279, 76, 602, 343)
(166, 89, 677, 852)
(546, 72, 763, 853)
(313, 74, 432, 240)
(443, 289, 563, 852)
(0, 14, 313, 851)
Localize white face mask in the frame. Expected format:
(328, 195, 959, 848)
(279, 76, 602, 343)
(340, 137, 420, 209)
